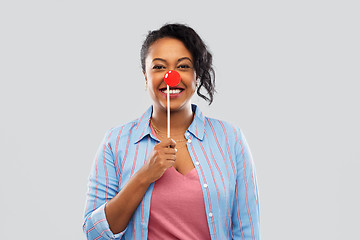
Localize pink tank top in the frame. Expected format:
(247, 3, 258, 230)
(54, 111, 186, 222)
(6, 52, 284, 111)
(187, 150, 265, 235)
(147, 167, 211, 240)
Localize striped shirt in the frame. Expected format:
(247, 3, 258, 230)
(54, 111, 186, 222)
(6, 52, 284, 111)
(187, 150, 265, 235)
(83, 104, 260, 240)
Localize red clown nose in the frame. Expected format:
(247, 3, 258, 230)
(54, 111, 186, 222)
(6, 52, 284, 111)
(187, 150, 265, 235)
(164, 70, 181, 87)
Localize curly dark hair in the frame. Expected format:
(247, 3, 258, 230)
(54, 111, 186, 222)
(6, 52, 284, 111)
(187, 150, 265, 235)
(141, 23, 216, 105)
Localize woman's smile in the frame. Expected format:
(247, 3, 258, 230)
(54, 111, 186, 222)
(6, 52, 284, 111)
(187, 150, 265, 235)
(159, 86, 185, 98)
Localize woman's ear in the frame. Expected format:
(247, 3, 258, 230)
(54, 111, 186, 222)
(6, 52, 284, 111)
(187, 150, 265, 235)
(143, 70, 147, 81)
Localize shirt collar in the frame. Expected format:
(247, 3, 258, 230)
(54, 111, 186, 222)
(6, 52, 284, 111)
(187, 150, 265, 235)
(133, 105, 154, 144)
(188, 104, 205, 140)
(133, 104, 205, 144)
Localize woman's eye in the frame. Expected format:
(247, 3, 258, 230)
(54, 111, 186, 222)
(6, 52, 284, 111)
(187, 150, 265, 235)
(178, 64, 190, 69)
(153, 65, 165, 69)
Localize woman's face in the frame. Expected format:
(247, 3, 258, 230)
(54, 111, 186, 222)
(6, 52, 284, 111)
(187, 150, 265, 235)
(144, 37, 196, 113)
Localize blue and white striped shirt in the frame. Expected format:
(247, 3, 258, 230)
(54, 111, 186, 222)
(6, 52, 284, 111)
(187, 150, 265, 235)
(83, 104, 260, 240)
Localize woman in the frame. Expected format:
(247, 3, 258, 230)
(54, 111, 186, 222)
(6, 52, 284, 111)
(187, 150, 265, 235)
(83, 23, 260, 240)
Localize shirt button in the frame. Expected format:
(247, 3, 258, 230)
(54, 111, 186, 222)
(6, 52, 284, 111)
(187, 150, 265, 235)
(186, 132, 190, 137)
(209, 212, 213, 217)
(203, 184, 208, 188)
(187, 139, 192, 143)
(195, 161, 200, 166)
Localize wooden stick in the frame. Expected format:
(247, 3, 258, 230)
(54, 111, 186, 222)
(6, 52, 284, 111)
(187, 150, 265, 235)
(167, 85, 170, 138)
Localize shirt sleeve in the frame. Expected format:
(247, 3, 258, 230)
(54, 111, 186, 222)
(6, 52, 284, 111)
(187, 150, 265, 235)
(232, 128, 260, 240)
(83, 129, 127, 240)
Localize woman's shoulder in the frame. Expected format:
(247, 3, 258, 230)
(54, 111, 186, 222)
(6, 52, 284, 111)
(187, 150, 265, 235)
(203, 116, 242, 144)
(193, 105, 241, 139)
(203, 116, 251, 164)
(103, 117, 143, 144)
(101, 106, 153, 145)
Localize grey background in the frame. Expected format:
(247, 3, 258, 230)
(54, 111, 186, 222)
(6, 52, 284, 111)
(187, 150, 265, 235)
(1, 0, 359, 239)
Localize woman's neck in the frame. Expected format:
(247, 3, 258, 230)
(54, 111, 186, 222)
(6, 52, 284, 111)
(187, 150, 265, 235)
(151, 104, 194, 135)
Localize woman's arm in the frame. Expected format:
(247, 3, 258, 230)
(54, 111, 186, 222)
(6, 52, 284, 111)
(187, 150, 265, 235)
(83, 132, 177, 239)
(103, 167, 151, 234)
(231, 128, 260, 240)
(105, 138, 177, 233)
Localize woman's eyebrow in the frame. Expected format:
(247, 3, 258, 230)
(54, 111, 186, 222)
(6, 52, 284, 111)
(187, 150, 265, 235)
(177, 57, 192, 63)
(152, 57, 193, 63)
(152, 58, 166, 63)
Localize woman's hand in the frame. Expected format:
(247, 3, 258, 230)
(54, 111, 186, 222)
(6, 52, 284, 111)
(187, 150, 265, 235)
(142, 138, 177, 183)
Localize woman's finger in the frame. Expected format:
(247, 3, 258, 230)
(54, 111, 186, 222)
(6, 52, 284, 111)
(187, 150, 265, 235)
(157, 138, 176, 149)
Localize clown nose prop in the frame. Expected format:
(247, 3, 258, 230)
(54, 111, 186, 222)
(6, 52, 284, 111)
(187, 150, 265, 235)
(164, 70, 181, 87)
(164, 70, 181, 138)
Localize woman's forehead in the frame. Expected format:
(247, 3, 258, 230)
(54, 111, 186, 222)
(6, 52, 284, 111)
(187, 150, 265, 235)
(147, 38, 193, 60)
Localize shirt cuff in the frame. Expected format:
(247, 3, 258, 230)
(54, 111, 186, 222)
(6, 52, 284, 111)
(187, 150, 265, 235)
(90, 203, 127, 239)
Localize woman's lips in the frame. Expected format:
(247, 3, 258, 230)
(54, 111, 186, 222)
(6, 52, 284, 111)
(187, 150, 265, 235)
(159, 87, 184, 98)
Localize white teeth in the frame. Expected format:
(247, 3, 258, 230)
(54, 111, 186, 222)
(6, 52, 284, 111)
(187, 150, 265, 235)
(162, 89, 182, 94)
